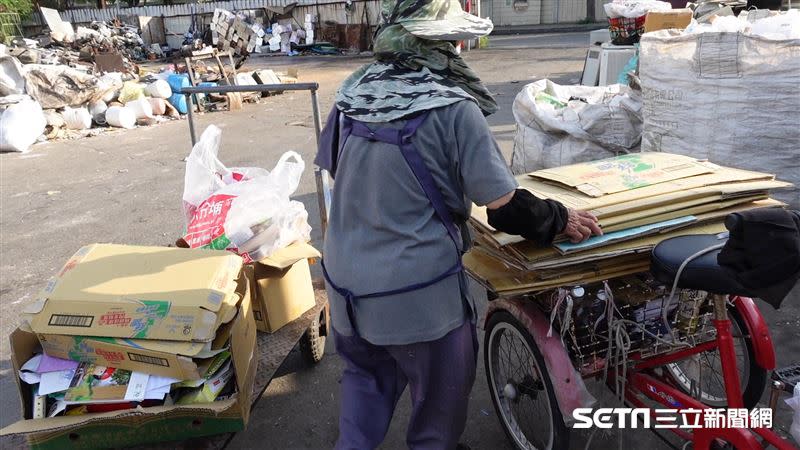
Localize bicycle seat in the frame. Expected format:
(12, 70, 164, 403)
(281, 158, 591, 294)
(651, 233, 754, 296)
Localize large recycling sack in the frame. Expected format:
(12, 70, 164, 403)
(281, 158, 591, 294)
(0, 98, 47, 153)
(640, 30, 800, 206)
(182, 125, 312, 263)
(510, 79, 643, 174)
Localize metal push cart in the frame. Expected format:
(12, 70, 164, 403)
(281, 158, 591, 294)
(177, 82, 334, 449)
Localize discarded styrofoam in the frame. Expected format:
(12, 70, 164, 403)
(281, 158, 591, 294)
(105, 106, 136, 129)
(62, 106, 92, 130)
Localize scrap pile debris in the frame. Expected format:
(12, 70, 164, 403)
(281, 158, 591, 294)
(0, 6, 308, 154)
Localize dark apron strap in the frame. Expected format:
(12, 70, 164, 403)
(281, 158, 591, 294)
(325, 112, 464, 337)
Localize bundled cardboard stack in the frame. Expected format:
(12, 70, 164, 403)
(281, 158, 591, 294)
(0, 244, 258, 447)
(211, 8, 262, 56)
(466, 153, 793, 296)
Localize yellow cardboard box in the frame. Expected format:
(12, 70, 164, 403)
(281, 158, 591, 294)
(0, 288, 258, 449)
(529, 153, 716, 197)
(248, 242, 320, 333)
(644, 9, 693, 33)
(34, 276, 250, 380)
(22, 244, 244, 342)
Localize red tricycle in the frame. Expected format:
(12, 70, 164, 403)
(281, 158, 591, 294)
(483, 232, 799, 449)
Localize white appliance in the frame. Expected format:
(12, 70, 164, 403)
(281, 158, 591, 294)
(581, 47, 601, 86)
(598, 43, 637, 86)
(589, 28, 612, 46)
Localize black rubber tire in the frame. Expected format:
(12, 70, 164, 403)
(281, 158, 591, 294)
(485, 311, 570, 450)
(729, 307, 768, 409)
(300, 308, 327, 364)
(666, 306, 767, 410)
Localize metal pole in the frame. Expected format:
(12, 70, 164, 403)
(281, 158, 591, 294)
(180, 83, 320, 94)
(186, 93, 197, 146)
(310, 88, 332, 238)
(310, 88, 322, 141)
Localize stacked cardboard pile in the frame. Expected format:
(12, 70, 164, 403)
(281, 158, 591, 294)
(0, 244, 258, 447)
(466, 153, 792, 296)
(211, 8, 261, 56)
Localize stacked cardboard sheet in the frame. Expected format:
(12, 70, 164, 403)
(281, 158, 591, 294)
(466, 153, 792, 295)
(1, 244, 259, 445)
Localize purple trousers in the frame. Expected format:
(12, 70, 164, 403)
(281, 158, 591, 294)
(333, 321, 478, 450)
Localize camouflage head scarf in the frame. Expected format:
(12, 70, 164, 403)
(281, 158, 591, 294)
(334, 0, 497, 123)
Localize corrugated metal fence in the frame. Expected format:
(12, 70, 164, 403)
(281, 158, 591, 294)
(24, 0, 372, 27)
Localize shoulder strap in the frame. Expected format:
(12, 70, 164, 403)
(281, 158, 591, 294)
(341, 112, 462, 251)
(396, 113, 462, 250)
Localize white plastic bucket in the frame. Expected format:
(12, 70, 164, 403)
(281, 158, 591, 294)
(62, 107, 92, 130)
(148, 97, 167, 115)
(145, 79, 172, 99)
(125, 98, 153, 120)
(105, 106, 136, 129)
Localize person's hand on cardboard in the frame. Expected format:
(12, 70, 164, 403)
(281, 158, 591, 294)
(563, 209, 602, 243)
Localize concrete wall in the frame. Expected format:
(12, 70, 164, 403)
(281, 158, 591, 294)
(487, 0, 605, 26)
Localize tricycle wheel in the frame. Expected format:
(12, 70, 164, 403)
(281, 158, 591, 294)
(664, 306, 767, 409)
(485, 311, 569, 450)
(300, 305, 328, 364)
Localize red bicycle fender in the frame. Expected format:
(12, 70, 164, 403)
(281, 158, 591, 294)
(732, 296, 776, 370)
(485, 298, 596, 423)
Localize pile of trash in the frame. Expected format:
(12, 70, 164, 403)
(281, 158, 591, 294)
(683, 8, 800, 39)
(71, 20, 150, 66)
(18, 8, 154, 73)
(211, 8, 319, 56)
(0, 53, 191, 153)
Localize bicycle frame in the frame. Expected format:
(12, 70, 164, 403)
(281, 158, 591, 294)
(614, 294, 794, 450)
(486, 293, 796, 450)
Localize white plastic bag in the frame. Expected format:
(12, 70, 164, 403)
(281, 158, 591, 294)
(787, 384, 800, 444)
(510, 79, 643, 174)
(182, 125, 311, 262)
(604, 0, 671, 19)
(0, 98, 47, 153)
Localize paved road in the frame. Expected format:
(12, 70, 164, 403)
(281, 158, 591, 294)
(1, 32, 798, 449)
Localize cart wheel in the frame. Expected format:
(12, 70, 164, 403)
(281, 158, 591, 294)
(485, 311, 569, 450)
(664, 306, 767, 409)
(300, 305, 328, 364)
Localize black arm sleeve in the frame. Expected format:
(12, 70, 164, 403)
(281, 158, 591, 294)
(487, 189, 569, 246)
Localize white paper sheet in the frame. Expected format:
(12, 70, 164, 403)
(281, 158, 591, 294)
(124, 372, 150, 402)
(38, 367, 77, 395)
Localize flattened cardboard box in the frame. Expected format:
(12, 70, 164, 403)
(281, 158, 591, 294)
(0, 287, 258, 450)
(529, 153, 717, 197)
(23, 244, 244, 342)
(34, 276, 250, 380)
(249, 241, 320, 333)
(644, 9, 692, 33)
